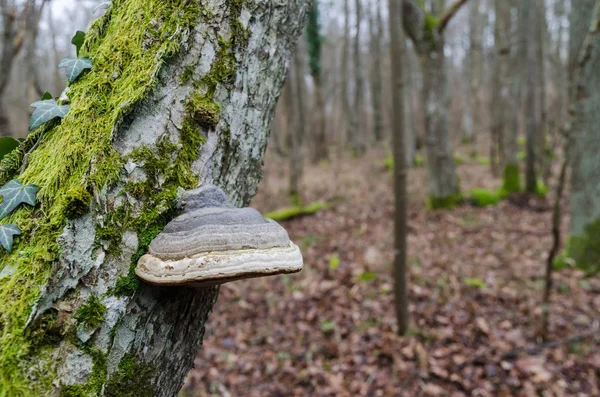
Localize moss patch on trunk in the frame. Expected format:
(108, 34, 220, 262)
(0, 0, 204, 393)
(567, 217, 600, 275)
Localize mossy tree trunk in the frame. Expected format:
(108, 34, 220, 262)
(402, 0, 466, 208)
(494, 0, 521, 193)
(0, 0, 310, 396)
(568, 0, 600, 274)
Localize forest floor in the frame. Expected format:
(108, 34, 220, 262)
(182, 147, 600, 397)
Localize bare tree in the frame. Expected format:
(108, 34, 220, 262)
(402, 0, 468, 208)
(525, 0, 539, 193)
(389, 0, 408, 336)
(369, 0, 384, 143)
(568, 0, 600, 274)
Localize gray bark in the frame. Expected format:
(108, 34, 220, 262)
(0, 0, 309, 395)
(290, 49, 306, 204)
(350, 0, 365, 155)
(389, 0, 408, 335)
(468, 0, 482, 156)
(402, 0, 463, 204)
(568, 0, 600, 272)
(369, 0, 384, 143)
(525, 0, 539, 193)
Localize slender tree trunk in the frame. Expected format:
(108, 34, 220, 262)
(467, 0, 482, 156)
(369, 0, 384, 143)
(341, 0, 352, 147)
(307, 0, 328, 163)
(568, 0, 600, 274)
(389, 0, 408, 336)
(404, 38, 416, 166)
(350, 0, 365, 155)
(0, 1, 309, 395)
(290, 49, 306, 205)
(525, 0, 539, 193)
(494, 0, 520, 191)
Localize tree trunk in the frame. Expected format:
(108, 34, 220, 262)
(466, 0, 482, 155)
(290, 48, 306, 205)
(402, 0, 463, 208)
(421, 46, 460, 206)
(525, 0, 539, 193)
(494, 0, 520, 192)
(341, 0, 352, 148)
(388, 0, 408, 336)
(568, 0, 600, 274)
(369, 0, 384, 143)
(350, 0, 365, 155)
(0, 1, 309, 395)
(306, 1, 328, 163)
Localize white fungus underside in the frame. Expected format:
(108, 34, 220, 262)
(135, 242, 303, 286)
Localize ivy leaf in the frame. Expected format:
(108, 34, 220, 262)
(0, 180, 39, 220)
(29, 99, 69, 131)
(0, 224, 20, 252)
(93, 2, 112, 14)
(41, 92, 53, 100)
(0, 137, 19, 161)
(71, 30, 86, 57)
(59, 56, 93, 83)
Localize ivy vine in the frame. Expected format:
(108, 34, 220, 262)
(0, 26, 97, 252)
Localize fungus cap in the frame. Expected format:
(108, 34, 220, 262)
(135, 184, 303, 286)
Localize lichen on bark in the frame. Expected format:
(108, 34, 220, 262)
(0, 0, 309, 395)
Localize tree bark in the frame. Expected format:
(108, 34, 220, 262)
(350, 0, 365, 155)
(467, 0, 483, 156)
(402, 0, 464, 207)
(306, 0, 328, 163)
(0, 0, 309, 395)
(525, 0, 539, 193)
(389, 0, 408, 336)
(369, 0, 384, 143)
(290, 48, 306, 205)
(568, 0, 600, 274)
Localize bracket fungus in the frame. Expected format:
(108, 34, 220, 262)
(135, 184, 303, 286)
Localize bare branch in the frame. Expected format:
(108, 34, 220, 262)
(438, 0, 469, 34)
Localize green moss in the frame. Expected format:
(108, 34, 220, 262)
(474, 156, 490, 166)
(104, 354, 155, 397)
(535, 180, 548, 197)
(453, 155, 465, 165)
(0, 0, 206, 393)
(74, 296, 107, 328)
(469, 188, 501, 207)
(413, 155, 425, 167)
(62, 187, 92, 219)
(264, 201, 329, 222)
(567, 217, 600, 274)
(185, 93, 220, 129)
(384, 154, 393, 171)
(60, 384, 88, 397)
(427, 193, 463, 210)
(502, 163, 521, 193)
(423, 13, 440, 45)
(179, 65, 195, 84)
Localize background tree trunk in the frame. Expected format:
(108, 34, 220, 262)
(350, 0, 365, 155)
(0, 0, 309, 395)
(307, 0, 328, 163)
(568, 0, 600, 274)
(402, 0, 463, 208)
(389, 0, 408, 336)
(369, 0, 384, 144)
(525, 0, 539, 193)
(290, 48, 306, 205)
